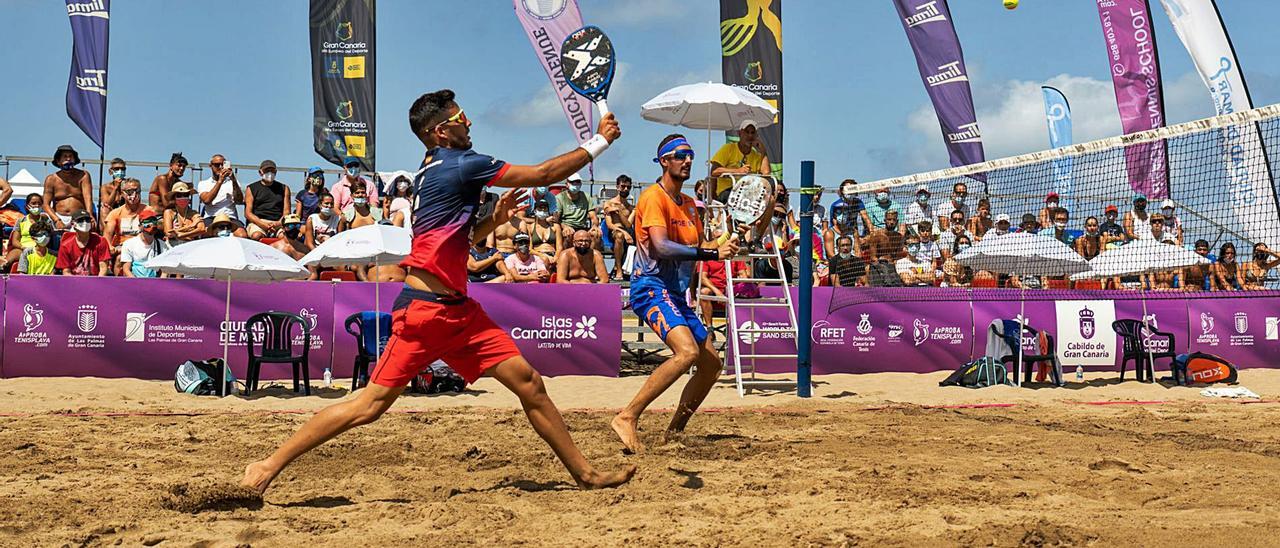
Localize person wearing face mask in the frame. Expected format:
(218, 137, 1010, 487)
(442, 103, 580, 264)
(271, 214, 320, 281)
(830, 179, 870, 237)
(1123, 194, 1152, 241)
(942, 235, 974, 287)
(384, 174, 414, 225)
(823, 203, 858, 260)
(341, 183, 384, 229)
(555, 173, 599, 247)
(295, 167, 326, 219)
(103, 178, 156, 272)
(1158, 199, 1184, 244)
(1038, 192, 1060, 231)
(829, 235, 867, 287)
(304, 193, 344, 249)
(903, 184, 936, 231)
(163, 183, 207, 246)
(1, 193, 56, 271)
(197, 154, 248, 237)
(895, 234, 935, 286)
(55, 209, 110, 276)
(603, 175, 636, 279)
(149, 152, 188, 210)
(42, 145, 95, 231)
(709, 119, 771, 200)
(984, 213, 1011, 239)
(1098, 204, 1125, 243)
(940, 181, 969, 230)
(865, 209, 906, 264)
(207, 213, 239, 239)
(100, 157, 128, 214)
(526, 185, 558, 219)
(504, 233, 550, 283)
(524, 200, 562, 267)
(330, 156, 379, 212)
(556, 229, 608, 284)
(864, 185, 903, 232)
(1044, 207, 1075, 246)
(244, 160, 291, 240)
(937, 209, 975, 256)
(119, 210, 170, 278)
(1240, 242, 1280, 290)
(16, 219, 57, 275)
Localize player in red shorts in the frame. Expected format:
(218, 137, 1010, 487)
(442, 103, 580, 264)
(242, 89, 634, 493)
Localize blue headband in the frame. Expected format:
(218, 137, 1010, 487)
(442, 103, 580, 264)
(653, 137, 691, 163)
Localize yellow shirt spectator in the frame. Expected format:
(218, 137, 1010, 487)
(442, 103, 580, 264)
(709, 120, 770, 197)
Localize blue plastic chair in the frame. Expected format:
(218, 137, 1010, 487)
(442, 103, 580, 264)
(345, 311, 391, 389)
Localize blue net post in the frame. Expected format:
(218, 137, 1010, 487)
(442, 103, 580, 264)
(798, 161, 815, 398)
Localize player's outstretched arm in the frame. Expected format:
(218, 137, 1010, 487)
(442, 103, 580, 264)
(492, 114, 621, 189)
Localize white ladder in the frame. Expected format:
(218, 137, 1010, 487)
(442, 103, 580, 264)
(700, 225, 799, 397)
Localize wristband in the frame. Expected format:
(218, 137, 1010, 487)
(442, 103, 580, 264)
(697, 247, 719, 261)
(579, 134, 610, 159)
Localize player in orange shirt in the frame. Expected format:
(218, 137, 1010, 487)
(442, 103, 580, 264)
(612, 135, 739, 453)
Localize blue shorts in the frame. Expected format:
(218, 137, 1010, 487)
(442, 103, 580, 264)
(630, 279, 707, 344)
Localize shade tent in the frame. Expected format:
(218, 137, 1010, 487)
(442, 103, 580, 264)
(5, 169, 44, 207)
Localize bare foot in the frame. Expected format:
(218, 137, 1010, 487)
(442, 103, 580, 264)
(576, 465, 638, 490)
(240, 460, 279, 496)
(611, 414, 644, 454)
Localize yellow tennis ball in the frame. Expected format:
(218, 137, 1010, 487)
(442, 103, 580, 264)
(1004, 0, 1019, 9)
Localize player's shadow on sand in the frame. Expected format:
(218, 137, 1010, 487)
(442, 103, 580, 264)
(448, 478, 575, 497)
(277, 495, 356, 509)
(669, 467, 704, 489)
(239, 385, 351, 400)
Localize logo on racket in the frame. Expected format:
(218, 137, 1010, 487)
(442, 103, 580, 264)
(564, 32, 609, 84)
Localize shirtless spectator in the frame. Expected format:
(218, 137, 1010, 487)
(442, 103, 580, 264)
(103, 178, 154, 272)
(198, 154, 247, 237)
(244, 160, 291, 240)
(524, 199, 561, 267)
(556, 229, 607, 284)
(602, 174, 635, 279)
(272, 214, 317, 280)
(43, 145, 95, 230)
(342, 183, 383, 229)
(149, 152, 188, 210)
(164, 182, 206, 245)
(1183, 239, 1215, 291)
(504, 233, 549, 283)
(865, 209, 906, 263)
(468, 236, 510, 283)
(492, 202, 526, 257)
(100, 157, 128, 218)
(967, 198, 992, 241)
(0, 177, 12, 209)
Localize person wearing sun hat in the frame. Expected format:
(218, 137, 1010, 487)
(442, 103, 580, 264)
(164, 181, 207, 245)
(709, 118, 770, 200)
(207, 212, 238, 238)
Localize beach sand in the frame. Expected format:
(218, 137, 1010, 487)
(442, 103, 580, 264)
(3, 370, 1280, 546)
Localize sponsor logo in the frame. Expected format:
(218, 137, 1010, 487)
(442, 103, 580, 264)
(336, 100, 354, 121)
(511, 315, 599, 348)
(520, 0, 568, 20)
(925, 61, 967, 87)
(1266, 317, 1279, 341)
(913, 318, 929, 346)
(1228, 311, 1254, 347)
(343, 55, 365, 79)
(574, 316, 598, 339)
(887, 322, 904, 342)
(1234, 312, 1249, 335)
(744, 61, 763, 83)
(738, 320, 761, 345)
(125, 312, 157, 342)
(343, 136, 367, 158)
(946, 122, 982, 144)
(299, 308, 319, 331)
(76, 305, 98, 333)
(322, 21, 368, 51)
(856, 313, 872, 335)
(720, 0, 783, 57)
(75, 69, 107, 97)
(1201, 312, 1214, 335)
(904, 0, 947, 27)
(336, 21, 354, 41)
(810, 320, 846, 346)
(912, 318, 964, 346)
(324, 56, 342, 78)
(22, 303, 44, 333)
(66, 0, 108, 18)
(1078, 306, 1095, 339)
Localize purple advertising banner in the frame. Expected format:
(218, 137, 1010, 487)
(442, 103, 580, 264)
(65, 0, 110, 149)
(1097, 0, 1169, 198)
(1185, 296, 1280, 367)
(893, 0, 986, 181)
(512, 0, 593, 145)
(3, 277, 332, 380)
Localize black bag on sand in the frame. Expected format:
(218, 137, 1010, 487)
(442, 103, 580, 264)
(940, 357, 1008, 388)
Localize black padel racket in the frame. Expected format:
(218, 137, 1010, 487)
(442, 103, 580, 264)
(559, 25, 616, 115)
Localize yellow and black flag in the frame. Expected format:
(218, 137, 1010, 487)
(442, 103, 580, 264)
(720, 0, 783, 179)
(310, 0, 376, 171)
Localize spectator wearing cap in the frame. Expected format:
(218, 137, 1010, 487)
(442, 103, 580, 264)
(55, 209, 110, 276)
(245, 160, 291, 240)
(331, 156, 378, 212)
(1123, 194, 1152, 241)
(295, 166, 326, 219)
(864, 185, 903, 232)
(1017, 213, 1040, 234)
(1099, 204, 1124, 242)
(556, 229, 608, 284)
(16, 218, 56, 275)
(43, 144, 95, 231)
(986, 213, 1012, 238)
(272, 214, 318, 281)
(149, 152, 188, 211)
(1038, 192, 1061, 230)
(903, 183, 936, 235)
(1158, 199, 1184, 244)
(710, 119, 770, 200)
(967, 198, 993, 241)
(1183, 239, 1215, 291)
(197, 154, 247, 237)
(556, 173, 597, 238)
(164, 182, 206, 245)
(100, 157, 128, 215)
(119, 210, 170, 278)
(505, 233, 550, 283)
(103, 178, 156, 267)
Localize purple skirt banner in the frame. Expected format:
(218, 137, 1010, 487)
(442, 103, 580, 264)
(1185, 295, 1280, 367)
(469, 283, 621, 377)
(3, 277, 333, 380)
(1096, 0, 1169, 199)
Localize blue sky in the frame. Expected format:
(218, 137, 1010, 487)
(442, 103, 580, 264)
(2, 0, 1278, 191)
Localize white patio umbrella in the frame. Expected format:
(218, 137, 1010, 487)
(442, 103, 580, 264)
(299, 224, 411, 371)
(641, 82, 778, 201)
(1070, 239, 1210, 379)
(955, 232, 1092, 386)
(147, 237, 309, 396)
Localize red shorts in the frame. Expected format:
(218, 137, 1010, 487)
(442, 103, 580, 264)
(369, 290, 521, 388)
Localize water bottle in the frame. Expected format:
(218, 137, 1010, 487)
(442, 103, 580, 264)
(1075, 365, 1084, 381)
(323, 367, 333, 388)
